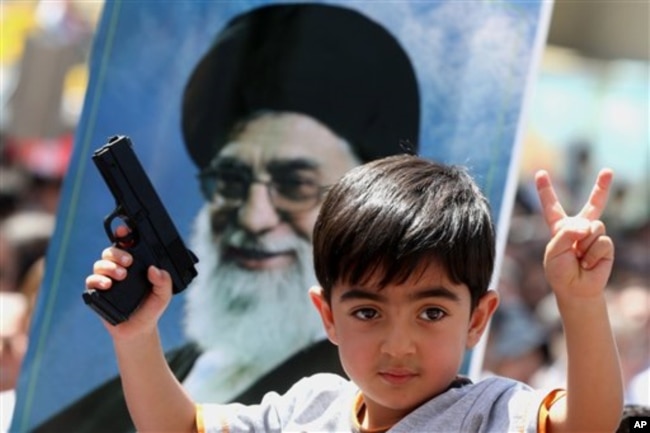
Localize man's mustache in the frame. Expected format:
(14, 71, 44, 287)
(218, 228, 309, 256)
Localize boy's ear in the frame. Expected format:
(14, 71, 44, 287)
(466, 290, 500, 349)
(309, 286, 339, 346)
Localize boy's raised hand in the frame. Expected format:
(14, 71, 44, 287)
(535, 168, 614, 300)
(85, 225, 173, 341)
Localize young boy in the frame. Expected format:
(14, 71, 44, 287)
(87, 154, 622, 432)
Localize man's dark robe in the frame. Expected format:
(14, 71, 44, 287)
(32, 340, 344, 433)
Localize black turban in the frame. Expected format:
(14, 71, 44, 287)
(182, 3, 420, 169)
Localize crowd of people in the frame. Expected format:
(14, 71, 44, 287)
(1, 4, 96, 429)
(0, 132, 65, 431)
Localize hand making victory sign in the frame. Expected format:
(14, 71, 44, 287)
(535, 168, 614, 300)
(534, 168, 622, 433)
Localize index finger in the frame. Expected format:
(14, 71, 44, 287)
(577, 168, 613, 221)
(535, 169, 567, 232)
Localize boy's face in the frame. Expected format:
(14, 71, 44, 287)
(310, 261, 499, 427)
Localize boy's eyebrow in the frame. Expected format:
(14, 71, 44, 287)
(339, 287, 461, 303)
(339, 289, 384, 303)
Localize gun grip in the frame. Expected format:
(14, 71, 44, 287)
(83, 241, 152, 325)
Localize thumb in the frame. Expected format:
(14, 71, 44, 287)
(147, 265, 173, 307)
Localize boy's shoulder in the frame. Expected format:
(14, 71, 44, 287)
(391, 376, 552, 433)
(201, 373, 356, 432)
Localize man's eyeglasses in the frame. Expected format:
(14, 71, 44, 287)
(198, 167, 329, 213)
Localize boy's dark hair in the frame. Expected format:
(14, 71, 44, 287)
(313, 154, 495, 309)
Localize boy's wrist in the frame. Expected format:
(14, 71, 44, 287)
(555, 292, 609, 320)
(112, 325, 161, 350)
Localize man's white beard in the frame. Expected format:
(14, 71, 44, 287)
(181, 204, 325, 402)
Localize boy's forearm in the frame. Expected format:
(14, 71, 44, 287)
(556, 294, 623, 432)
(114, 330, 196, 433)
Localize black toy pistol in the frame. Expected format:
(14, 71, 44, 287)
(83, 135, 198, 325)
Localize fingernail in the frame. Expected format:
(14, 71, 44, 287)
(581, 260, 589, 269)
(120, 255, 130, 266)
(116, 267, 126, 277)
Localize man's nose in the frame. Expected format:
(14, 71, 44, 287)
(237, 183, 281, 234)
(380, 320, 417, 357)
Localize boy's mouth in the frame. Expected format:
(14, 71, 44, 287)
(378, 368, 418, 385)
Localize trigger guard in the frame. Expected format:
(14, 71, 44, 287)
(103, 207, 135, 246)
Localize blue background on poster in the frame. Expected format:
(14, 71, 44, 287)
(13, 0, 550, 429)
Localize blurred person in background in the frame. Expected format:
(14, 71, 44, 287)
(0, 233, 18, 293)
(1, 210, 55, 288)
(613, 281, 650, 405)
(0, 210, 52, 432)
(0, 292, 30, 432)
(2, 136, 72, 215)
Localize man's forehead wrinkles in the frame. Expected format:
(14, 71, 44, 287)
(214, 155, 321, 172)
(212, 156, 250, 169)
(267, 158, 320, 171)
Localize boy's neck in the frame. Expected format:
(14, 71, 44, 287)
(353, 376, 473, 431)
(353, 393, 393, 433)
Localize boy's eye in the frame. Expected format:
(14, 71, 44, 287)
(353, 308, 379, 321)
(419, 308, 446, 321)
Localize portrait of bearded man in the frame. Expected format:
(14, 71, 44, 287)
(178, 2, 420, 403)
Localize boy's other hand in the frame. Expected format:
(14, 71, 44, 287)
(535, 168, 615, 300)
(85, 225, 173, 341)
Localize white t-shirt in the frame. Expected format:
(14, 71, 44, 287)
(197, 373, 562, 433)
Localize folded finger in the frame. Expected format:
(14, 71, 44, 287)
(85, 274, 113, 291)
(574, 220, 606, 259)
(579, 235, 614, 270)
(92, 258, 127, 281)
(545, 217, 591, 258)
(101, 246, 132, 267)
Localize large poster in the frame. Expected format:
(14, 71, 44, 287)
(13, 1, 552, 431)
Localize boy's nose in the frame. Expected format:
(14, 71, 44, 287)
(237, 183, 281, 235)
(380, 322, 416, 357)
